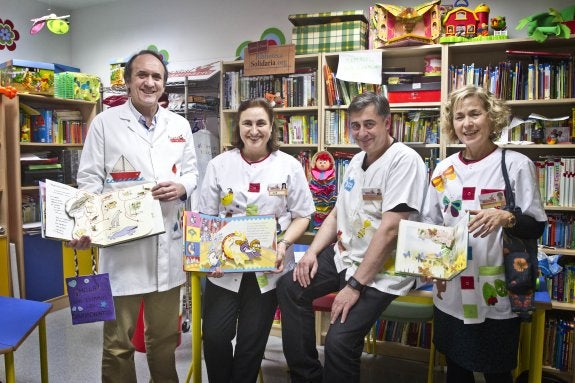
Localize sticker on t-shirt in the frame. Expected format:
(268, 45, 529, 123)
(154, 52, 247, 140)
(344, 177, 355, 191)
(478, 190, 506, 209)
(268, 183, 287, 196)
(362, 188, 383, 201)
(248, 183, 260, 193)
(431, 165, 456, 192)
(442, 195, 462, 217)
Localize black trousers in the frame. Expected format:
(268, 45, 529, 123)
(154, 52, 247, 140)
(202, 273, 278, 383)
(276, 246, 396, 383)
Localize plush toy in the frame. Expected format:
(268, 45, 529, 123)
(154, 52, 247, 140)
(516, 6, 574, 42)
(264, 92, 283, 107)
(308, 151, 337, 231)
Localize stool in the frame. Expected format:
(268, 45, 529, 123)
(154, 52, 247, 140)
(312, 293, 337, 345)
(367, 296, 436, 383)
(0, 296, 52, 383)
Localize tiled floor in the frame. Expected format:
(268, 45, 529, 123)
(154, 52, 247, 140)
(0, 307, 450, 382)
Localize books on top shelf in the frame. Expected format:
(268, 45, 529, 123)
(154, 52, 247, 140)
(183, 211, 277, 273)
(395, 213, 469, 280)
(40, 179, 165, 247)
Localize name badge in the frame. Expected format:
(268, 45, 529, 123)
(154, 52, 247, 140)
(362, 188, 382, 201)
(478, 190, 506, 209)
(268, 183, 288, 196)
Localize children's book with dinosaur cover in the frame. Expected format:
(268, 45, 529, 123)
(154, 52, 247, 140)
(41, 179, 165, 247)
(395, 213, 469, 280)
(183, 211, 277, 273)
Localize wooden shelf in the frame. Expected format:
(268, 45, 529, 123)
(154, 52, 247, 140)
(551, 301, 575, 311)
(540, 247, 575, 256)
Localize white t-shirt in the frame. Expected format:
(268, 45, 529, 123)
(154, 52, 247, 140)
(199, 148, 316, 293)
(334, 142, 428, 295)
(422, 148, 547, 323)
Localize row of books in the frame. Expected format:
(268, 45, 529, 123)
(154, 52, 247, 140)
(371, 318, 433, 349)
(222, 70, 317, 110)
(390, 112, 440, 144)
(541, 213, 574, 250)
(535, 157, 575, 208)
(324, 110, 353, 145)
(20, 107, 87, 144)
(20, 149, 82, 188)
(543, 315, 575, 372)
(546, 263, 575, 303)
(275, 114, 318, 145)
(447, 59, 573, 101)
(323, 64, 380, 107)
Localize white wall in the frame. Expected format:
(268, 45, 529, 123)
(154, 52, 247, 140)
(0, 1, 71, 64)
(1, 0, 572, 85)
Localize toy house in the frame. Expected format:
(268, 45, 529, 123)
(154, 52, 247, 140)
(369, 0, 441, 48)
(443, 4, 490, 37)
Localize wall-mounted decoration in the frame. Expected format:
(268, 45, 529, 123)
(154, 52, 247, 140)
(30, 13, 69, 35)
(147, 45, 169, 65)
(0, 19, 20, 51)
(235, 27, 286, 59)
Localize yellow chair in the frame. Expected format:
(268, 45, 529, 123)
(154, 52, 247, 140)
(367, 295, 437, 383)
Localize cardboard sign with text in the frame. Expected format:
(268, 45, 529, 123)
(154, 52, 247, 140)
(243, 42, 295, 76)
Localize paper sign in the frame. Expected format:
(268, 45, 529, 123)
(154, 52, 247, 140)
(243, 42, 295, 76)
(67, 273, 115, 325)
(336, 50, 382, 85)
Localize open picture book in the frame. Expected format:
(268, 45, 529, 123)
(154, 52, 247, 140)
(40, 179, 165, 247)
(395, 212, 469, 280)
(183, 211, 278, 273)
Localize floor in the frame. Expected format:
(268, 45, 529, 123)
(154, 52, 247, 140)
(0, 308, 453, 383)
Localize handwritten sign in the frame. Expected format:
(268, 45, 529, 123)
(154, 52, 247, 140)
(336, 50, 382, 85)
(243, 42, 295, 76)
(67, 273, 115, 325)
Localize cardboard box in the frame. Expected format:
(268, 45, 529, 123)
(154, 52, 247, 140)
(54, 63, 80, 73)
(0, 59, 54, 95)
(55, 72, 101, 102)
(290, 10, 368, 54)
(387, 82, 441, 103)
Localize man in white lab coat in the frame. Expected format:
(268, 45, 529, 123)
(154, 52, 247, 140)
(70, 50, 198, 382)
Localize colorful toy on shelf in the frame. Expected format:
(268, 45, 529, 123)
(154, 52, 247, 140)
(439, 3, 508, 43)
(516, 6, 575, 42)
(369, 0, 441, 48)
(0, 85, 17, 99)
(490, 16, 507, 35)
(442, 4, 489, 37)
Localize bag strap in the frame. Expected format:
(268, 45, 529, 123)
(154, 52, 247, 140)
(500, 149, 516, 211)
(73, 248, 97, 277)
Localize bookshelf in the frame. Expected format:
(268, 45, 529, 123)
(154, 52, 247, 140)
(220, 53, 322, 157)
(0, 95, 10, 296)
(3, 93, 97, 308)
(217, 36, 575, 380)
(444, 36, 575, 381)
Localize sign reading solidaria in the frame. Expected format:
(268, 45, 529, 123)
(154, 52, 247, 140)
(243, 42, 295, 76)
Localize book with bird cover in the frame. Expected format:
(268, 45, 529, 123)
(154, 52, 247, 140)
(395, 213, 469, 280)
(183, 211, 277, 273)
(40, 179, 165, 247)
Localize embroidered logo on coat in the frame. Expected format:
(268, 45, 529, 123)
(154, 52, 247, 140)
(169, 135, 186, 142)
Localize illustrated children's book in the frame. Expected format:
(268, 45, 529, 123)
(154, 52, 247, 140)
(183, 211, 277, 272)
(41, 179, 165, 247)
(395, 213, 469, 280)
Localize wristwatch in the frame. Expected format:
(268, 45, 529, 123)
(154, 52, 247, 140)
(504, 211, 517, 229)
(347, 276, 365, 293)
(278, 239, 293, 249)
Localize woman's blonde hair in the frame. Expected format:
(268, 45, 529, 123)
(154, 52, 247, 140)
(442, 85, 510, 143)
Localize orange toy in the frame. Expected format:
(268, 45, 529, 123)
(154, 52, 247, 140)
(0, 86, 17, 99)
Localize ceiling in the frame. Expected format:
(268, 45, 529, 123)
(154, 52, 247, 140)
(33, 0, 121, 10)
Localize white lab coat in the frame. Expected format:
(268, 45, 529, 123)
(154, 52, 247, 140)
(77, 102, 198, 296)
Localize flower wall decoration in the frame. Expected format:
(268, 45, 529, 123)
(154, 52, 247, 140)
(0, 19, 20, 51)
